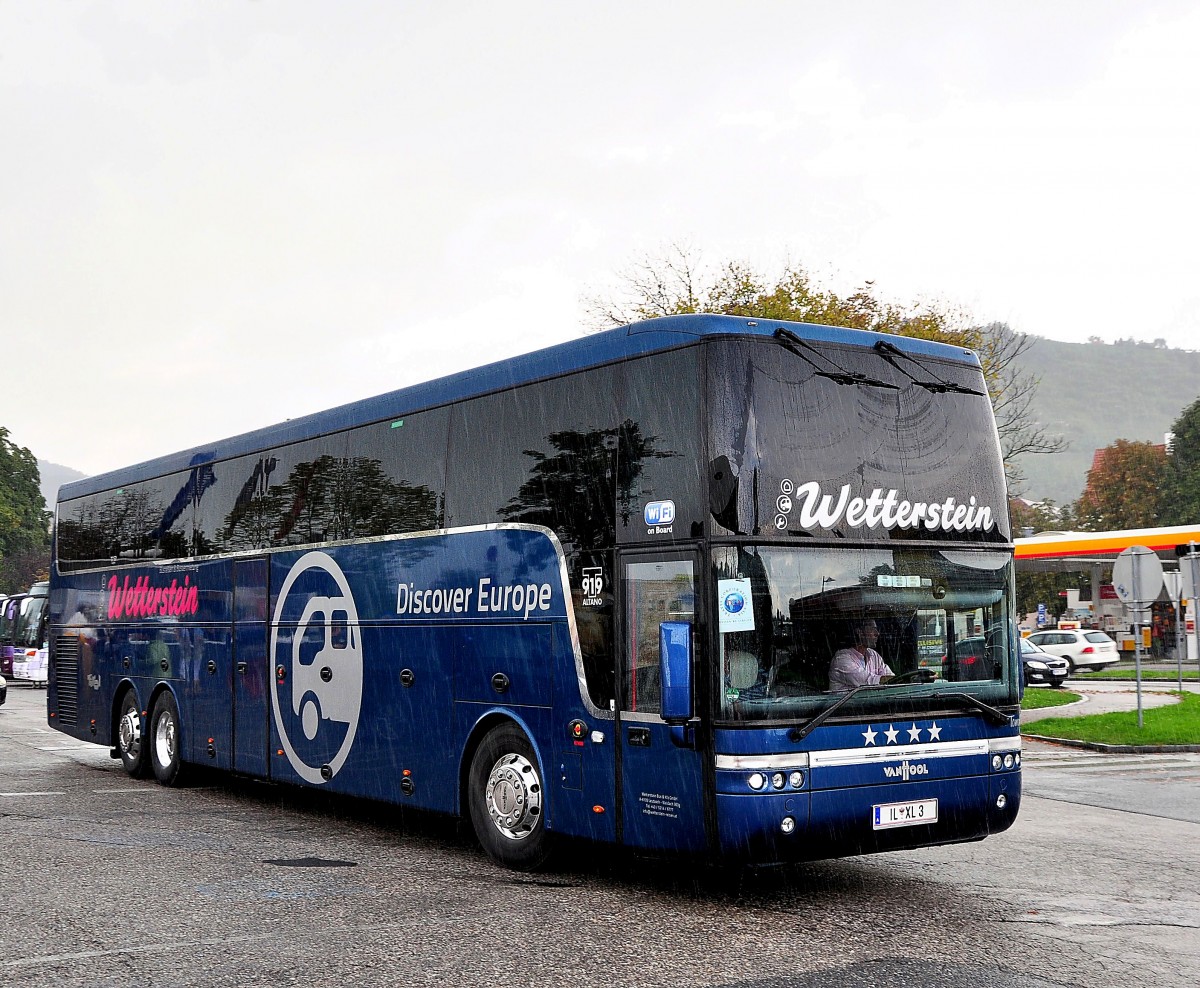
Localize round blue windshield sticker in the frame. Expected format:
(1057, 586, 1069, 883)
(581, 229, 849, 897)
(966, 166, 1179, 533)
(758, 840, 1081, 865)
(724, 590, 746, 615)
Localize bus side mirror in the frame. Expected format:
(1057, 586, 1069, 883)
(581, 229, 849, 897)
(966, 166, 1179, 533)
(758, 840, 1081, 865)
(660, 621, 693, 723)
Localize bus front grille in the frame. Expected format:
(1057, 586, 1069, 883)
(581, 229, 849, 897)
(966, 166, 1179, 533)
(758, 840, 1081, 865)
(54, 634, 80, 726)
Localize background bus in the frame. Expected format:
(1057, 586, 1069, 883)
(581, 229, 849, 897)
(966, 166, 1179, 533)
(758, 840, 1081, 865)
(47, 314, 1021, 869)
(10, 581, 48, 687)
(1, 592, 28, 677)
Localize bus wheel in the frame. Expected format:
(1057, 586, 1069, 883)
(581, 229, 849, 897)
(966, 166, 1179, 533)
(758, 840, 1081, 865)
(116, 690, 149, 778)
(149, 691, 184, 787)
(468, 724, 550, 871)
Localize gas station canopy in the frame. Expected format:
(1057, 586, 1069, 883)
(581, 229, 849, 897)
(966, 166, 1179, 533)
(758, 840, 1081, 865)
(1015, 523, 1200, 574)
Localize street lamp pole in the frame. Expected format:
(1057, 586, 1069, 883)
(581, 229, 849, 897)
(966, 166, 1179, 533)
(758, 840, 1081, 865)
(1133, 558, 1143, 729)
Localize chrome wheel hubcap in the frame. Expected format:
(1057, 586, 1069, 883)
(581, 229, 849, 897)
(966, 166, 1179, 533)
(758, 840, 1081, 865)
(154, 710, 176, 768)
(119, 708, 141, 756)
(485, 753, 542, 841)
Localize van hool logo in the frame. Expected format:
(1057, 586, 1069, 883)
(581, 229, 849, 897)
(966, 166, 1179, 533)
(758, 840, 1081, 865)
(270, 551, 364, 785)
(774, 479, 995, 534)
(883, 761, 930, 782)
(105, 574, 199, 620)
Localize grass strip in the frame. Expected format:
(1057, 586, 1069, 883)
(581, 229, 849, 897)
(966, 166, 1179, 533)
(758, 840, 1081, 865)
(1024, 690, 1200, 745)
(1021, 688, 1081, 711)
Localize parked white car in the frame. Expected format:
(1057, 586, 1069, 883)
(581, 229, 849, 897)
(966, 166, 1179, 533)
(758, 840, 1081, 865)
(1026, 629, 1120, 673)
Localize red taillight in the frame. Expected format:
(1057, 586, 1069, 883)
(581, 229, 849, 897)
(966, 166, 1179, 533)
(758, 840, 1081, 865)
(1081, 646, 1094, 654)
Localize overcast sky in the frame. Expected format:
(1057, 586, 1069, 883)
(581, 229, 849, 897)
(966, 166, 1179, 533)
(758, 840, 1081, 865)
(4, 1, 1198, 478)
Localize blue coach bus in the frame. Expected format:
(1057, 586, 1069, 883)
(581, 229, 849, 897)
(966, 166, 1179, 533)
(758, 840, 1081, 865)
(47, 314, 1021, 869)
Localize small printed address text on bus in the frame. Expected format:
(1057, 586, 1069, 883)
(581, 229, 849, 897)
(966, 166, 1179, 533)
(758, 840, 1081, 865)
(396, 577, 553, 620)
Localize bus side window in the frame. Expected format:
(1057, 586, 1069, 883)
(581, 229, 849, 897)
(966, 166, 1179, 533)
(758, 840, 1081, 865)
(623, 558, 695, 715)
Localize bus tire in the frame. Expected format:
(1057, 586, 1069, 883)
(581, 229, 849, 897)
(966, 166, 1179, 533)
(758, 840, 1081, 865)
(149, 691, 184, 787)
(116, 689, 149, 778)
(468, 724, 550, 871)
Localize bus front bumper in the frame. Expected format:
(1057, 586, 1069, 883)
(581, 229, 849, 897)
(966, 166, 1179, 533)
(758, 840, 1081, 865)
(715, 772, 1020, 864)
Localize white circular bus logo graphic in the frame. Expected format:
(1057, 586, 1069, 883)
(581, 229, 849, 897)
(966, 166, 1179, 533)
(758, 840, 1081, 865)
(270, 551, 364, 785)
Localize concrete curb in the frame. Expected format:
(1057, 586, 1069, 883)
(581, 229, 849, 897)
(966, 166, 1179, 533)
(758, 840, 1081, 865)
(1021, 732, 1200, 754)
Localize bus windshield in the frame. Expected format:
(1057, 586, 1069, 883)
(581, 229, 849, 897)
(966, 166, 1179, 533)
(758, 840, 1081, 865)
(713, 545, 1014, 722)
(707, 338, 1010, 545)
(15, 595, 48, 648)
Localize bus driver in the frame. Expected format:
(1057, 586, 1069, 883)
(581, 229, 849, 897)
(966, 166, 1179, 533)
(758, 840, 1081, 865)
(829, 618, 894, 691)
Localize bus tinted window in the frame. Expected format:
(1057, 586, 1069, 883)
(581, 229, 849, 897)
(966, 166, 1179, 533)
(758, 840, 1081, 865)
(191, 409, 449, 554)
(341, 409, 448, 536)
(616, 348, 704, 543)
(196, 452, 282, 553)
(57, 496, 105, 570)
(446, 366, 620, 552)
(57, 471, 193, 569)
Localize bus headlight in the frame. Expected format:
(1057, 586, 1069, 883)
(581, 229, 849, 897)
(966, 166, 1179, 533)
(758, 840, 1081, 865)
(1003, 753, 1015, 769)
(789, 770, 804, 789)
(748, 773, 766, 791)
(771, 772, 786, 790)
(780, 816, 796, 834)
(991, 754, 1003, 771)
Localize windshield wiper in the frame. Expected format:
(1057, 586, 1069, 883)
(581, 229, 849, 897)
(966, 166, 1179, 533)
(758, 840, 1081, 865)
(789, 674, 1009, 742)
(789, 683, 884, 742)
(872, 340, 985, 396)
(774, 328, 899, 390)
(907, 690, 1013, 726)
(787, 670, 934, 742)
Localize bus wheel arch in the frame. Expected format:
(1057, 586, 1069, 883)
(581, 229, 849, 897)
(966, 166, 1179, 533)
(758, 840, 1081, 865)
(147, 686, 185, 787)
(113, 684, 149, 778)
(463, 717, 551, 871)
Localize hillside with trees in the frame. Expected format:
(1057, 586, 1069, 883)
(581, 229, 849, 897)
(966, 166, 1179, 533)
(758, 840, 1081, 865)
(1010, 337, 1200, 506)
(38, 459, 86, 510)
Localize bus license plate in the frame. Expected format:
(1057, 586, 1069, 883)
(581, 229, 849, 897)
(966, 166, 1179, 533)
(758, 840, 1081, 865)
(872, 798, 938, 830)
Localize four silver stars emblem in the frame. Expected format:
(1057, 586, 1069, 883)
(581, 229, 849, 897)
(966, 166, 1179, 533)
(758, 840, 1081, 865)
(861, 721, 944, 745)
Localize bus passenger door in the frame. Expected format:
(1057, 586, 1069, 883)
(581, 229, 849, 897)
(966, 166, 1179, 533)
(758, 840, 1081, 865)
(617, 552, 708, 854)
(233, 558, 269, 777)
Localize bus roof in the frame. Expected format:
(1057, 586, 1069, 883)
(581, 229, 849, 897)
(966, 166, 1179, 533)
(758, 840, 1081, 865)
(60, 313, 980, 502)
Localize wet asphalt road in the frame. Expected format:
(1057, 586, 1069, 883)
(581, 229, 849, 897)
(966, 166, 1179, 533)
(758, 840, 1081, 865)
(1, 684, 1198, 988)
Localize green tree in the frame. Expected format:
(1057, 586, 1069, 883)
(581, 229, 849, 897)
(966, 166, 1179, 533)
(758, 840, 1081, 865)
(1008, 497, 1069, 538)
(1074, 439, 1169, 531)
(586, 246, 1063, 484)
(1162, 397, 1200, 526)
(1007, 497, 1088, 622)
(0, 426, 51, 592)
